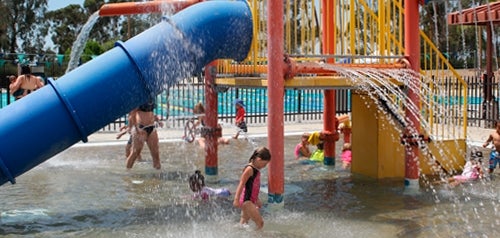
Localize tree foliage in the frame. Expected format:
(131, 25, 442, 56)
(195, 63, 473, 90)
(45, 4, 87, 54)
(0, 0, 48, 54)
(420, 0, 500, 69)
(0, 0, 498, 73)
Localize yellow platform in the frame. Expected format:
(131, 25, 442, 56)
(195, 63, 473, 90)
(215, 76, 403, 89)
(351, 93, 466, 179)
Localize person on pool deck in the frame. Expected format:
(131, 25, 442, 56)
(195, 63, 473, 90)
(191, 102, 230, 149)
(10, 65, 44, 100)
(233, 99, 247, 139)
(483, 120, 500, 174)
(125, 100, 163, 170)
(193, 102, 206, 128)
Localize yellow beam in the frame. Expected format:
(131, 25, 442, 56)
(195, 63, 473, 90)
(215, 76, 403, 89)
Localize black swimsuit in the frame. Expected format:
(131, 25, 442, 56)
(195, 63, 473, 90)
(138, 124, 155, 136)
(137, 102, 156, 136)
(13, 75, 36, 100)
(13, 89, 33, 99)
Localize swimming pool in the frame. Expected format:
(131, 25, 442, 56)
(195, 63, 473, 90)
(159, 87, 351, 117)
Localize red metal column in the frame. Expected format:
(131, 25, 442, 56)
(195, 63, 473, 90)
(322, 0, 337, 165)
(404, 0, 421, 193)
(204, 61, 219, 181)
(483, 25, 498, 128)
(267, 0, 285, 205)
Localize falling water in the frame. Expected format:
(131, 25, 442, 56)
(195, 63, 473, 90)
(484, 1, 500, 72)
(315, 63, 499, 233)
(456, 0, 469, 69)
(318, 63, 468, 172)
(65, 11, 100, 74)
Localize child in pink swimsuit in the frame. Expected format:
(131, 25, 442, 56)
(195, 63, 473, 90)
(294, 133, 311, 159)
(233, 147, 271, 230)
(341, 143, 352, 169)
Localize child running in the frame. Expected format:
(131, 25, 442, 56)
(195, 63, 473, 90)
(233, 146, 271, 230)
(233, 99, 247, 139)
(189, 170, 231, 200)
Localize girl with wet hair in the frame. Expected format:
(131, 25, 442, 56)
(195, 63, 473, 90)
(233, 146, 271, 230)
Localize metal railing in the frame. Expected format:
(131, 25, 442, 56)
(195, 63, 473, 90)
(95, 76, 351, 131)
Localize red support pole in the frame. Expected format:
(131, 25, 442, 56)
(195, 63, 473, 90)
(404, 0, 421, 193)
(204, 61, 219, 181)
(321, 0, 337, 165)
(267, 0, 285, 205)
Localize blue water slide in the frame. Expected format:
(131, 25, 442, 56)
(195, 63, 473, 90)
(0, 1, 253, 186)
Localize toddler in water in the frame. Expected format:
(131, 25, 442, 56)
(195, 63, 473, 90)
(309, 142, 324, 163)
(189, 170, 231, 200)
(341, 143, 352, 169)
(446, 151, 484, 186)
(294, 133, 311, 159)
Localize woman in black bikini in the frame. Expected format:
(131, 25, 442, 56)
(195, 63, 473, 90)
(9, 65, 44, 100)
(125, 101, 163, 170)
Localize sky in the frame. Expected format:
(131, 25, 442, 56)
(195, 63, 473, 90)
(47, 0, 84, 11)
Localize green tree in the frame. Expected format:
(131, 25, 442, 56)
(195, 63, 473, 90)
(81, 40, 103, 62)
(45, 4, 87, 54)
(0, 0, 48, 53)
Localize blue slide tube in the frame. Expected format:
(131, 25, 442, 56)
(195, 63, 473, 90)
(0, 1, 253, 186)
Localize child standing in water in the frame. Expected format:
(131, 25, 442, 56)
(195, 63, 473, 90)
(233, 99, 247, 139)
(483, 120, 500, 174)
(341, 143, 352, 169)
(233, 147, 271, 230)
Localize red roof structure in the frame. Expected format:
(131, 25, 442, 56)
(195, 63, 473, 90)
(447, 1, 500, 103)
(448, 1, 500, 25)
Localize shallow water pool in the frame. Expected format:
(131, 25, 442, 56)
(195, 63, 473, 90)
(0, 136, 498, 237)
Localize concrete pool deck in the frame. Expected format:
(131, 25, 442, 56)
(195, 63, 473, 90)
(81, 121, 492, 147)
(79, 122, 500, 177)
(81, 122, 323, 146)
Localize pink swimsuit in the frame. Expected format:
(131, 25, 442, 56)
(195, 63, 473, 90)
(239, 165, 260, 205)
(341, 150, 352, 163)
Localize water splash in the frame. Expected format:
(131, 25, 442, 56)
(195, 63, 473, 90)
(66, 11, 100, 74)
(317, 64, 467, 175)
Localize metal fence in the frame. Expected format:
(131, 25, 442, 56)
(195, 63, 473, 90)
(4, 75, 498, 131)
(104, 76, 353, 131)
(465, 75, 499, 128)
(0, 75, 351, 132)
